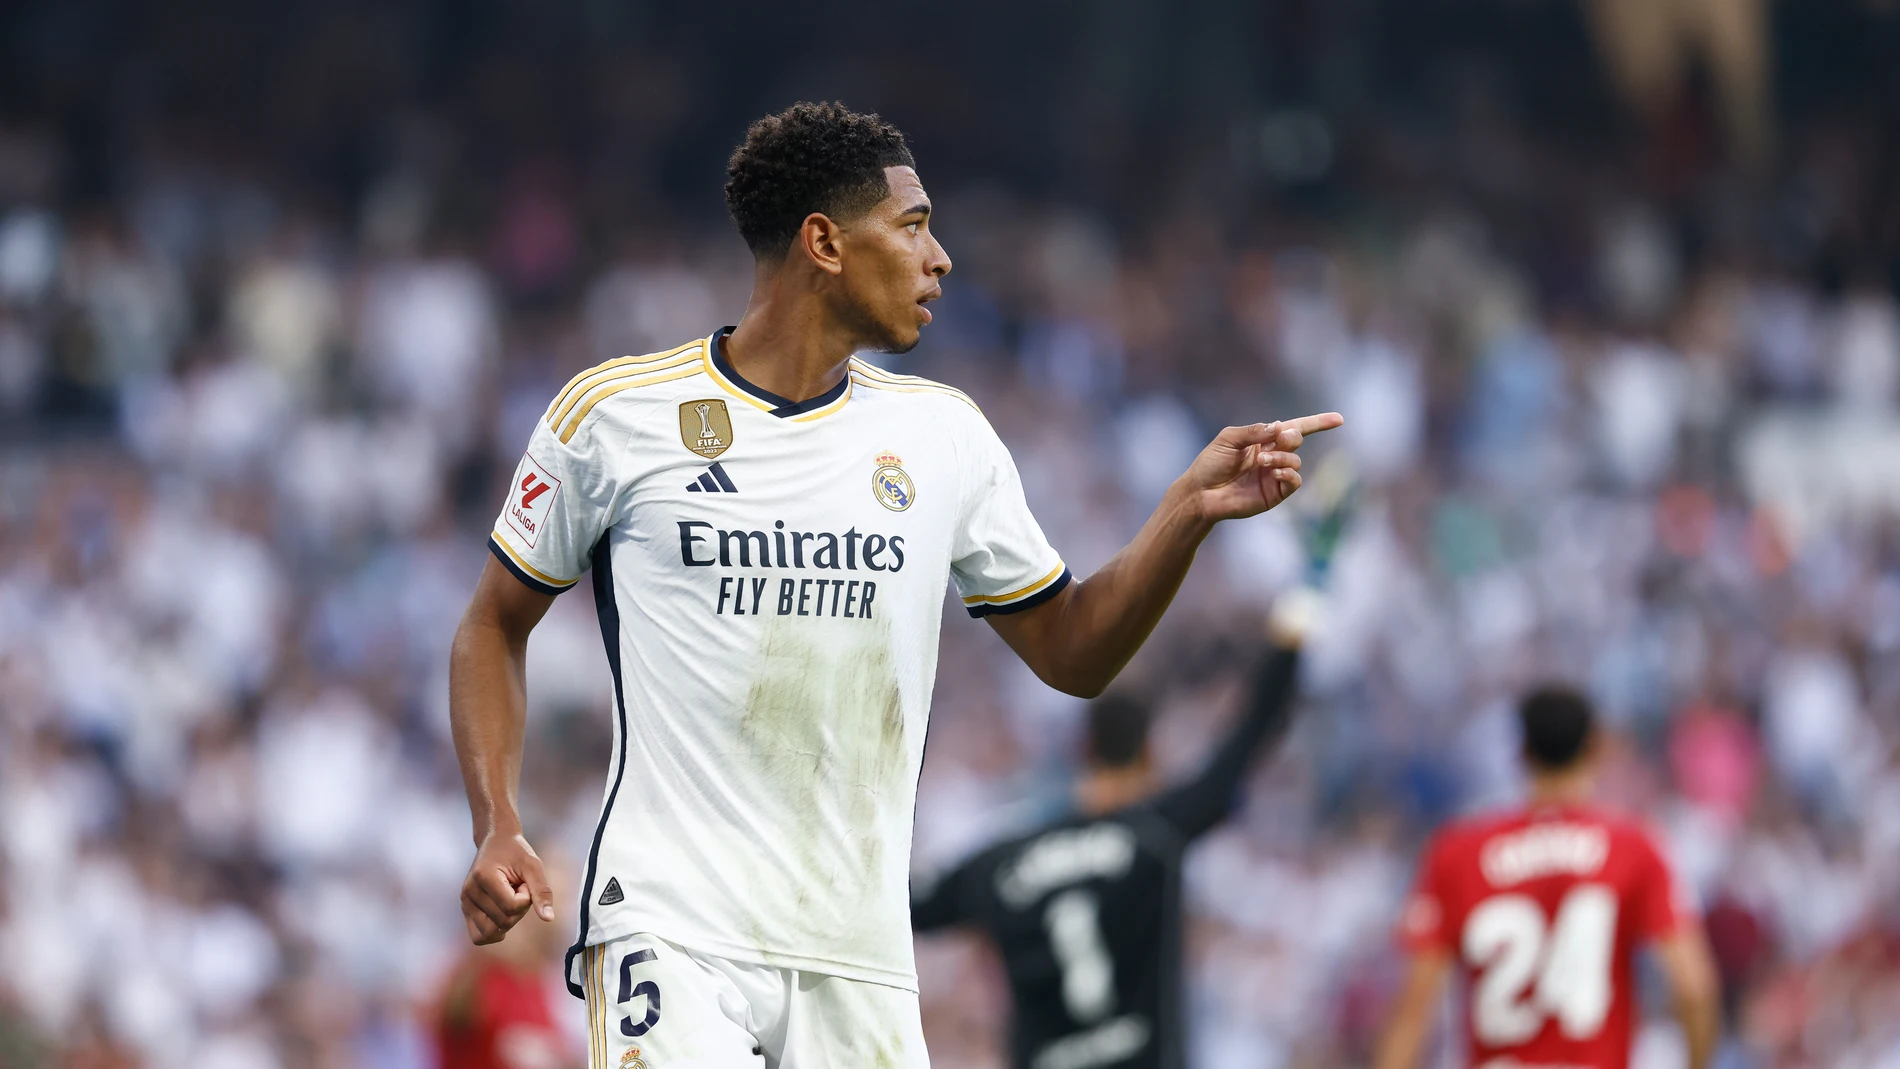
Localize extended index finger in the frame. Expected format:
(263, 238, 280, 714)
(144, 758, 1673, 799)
(1285, 412, 1344, 436)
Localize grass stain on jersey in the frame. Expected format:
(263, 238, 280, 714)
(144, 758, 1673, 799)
(735, 615, 908, 963)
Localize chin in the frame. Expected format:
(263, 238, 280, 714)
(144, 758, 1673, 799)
(870, 325, 923, 355)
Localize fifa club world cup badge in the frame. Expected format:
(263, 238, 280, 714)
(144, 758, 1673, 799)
(871, 451, 915, 511)
(619, 1047, 648, 1069)
(678, 399, 734, 459)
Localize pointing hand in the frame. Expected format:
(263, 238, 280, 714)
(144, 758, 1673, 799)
(1179, 412, 1344, 522)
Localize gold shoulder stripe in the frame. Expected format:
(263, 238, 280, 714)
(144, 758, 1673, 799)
(545, 340, 703, 424)
(559, 362, 707, 443)
(849, 373, 976, 401)
(849, 360, 980, 404)
(548, 347, 703, 430)
(961, 563, 1067, 605)
(549, 338, 702, 413)
(849, 372, 982, 412)
(850, 362, 958, 389)
(548, 348, 704, 433)
(848, 360, 931, 384)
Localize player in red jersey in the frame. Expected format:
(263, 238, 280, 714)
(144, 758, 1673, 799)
(1374, 686, 1720, 1069)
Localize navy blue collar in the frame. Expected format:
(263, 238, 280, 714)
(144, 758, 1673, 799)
(708, 327, 852, 418)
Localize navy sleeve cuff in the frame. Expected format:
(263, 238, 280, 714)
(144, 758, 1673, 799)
(965, 568, 1073, 618)
(488, 536, 575, 597)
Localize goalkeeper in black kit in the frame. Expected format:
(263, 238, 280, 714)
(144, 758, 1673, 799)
(912, 616, 1306, 1069)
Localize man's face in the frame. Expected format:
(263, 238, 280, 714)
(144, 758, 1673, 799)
(834, 166, 951, 354)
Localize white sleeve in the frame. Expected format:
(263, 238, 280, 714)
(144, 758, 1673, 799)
(949, 415, 1070, 618)
(488, 414, 620, 596)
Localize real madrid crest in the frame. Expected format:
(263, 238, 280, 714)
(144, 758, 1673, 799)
(872, 451, 915, 511)
(678, 399, 733, 459)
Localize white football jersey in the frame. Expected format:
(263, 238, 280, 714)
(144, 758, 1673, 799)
(489, 329, 1069, 994)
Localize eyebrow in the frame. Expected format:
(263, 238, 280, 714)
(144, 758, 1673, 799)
(899, 203, 931, 218)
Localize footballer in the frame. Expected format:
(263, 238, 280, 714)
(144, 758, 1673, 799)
(1375, 687, 1721, 1069)
(449, 101, 1341, 1068)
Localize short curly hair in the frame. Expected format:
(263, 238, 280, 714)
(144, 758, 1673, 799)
(725, 102, 915, 260)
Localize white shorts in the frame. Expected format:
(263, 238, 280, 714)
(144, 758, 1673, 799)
(576, 934, 929, 1069)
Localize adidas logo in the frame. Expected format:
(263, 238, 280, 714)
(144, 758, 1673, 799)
(598, 876, 625, 906)
(685, 462, 738, 493)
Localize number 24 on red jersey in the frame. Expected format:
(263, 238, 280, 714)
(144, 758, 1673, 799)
(1397, 807, 1696, 1069)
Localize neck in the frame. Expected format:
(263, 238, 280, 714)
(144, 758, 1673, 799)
(1527, 767, 1593, 807)
(1077, 765, 1154, 816)
(724, 265, 860, 404)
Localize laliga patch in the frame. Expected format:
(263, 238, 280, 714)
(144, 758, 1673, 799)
(505, 452, 561, 548)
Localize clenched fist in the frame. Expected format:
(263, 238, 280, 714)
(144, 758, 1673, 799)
(461, 831, 557, 945)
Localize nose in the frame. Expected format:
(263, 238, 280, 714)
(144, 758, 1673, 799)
(927, 233, 951, 279)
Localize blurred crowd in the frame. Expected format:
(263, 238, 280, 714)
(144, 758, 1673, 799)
(4, 2, 1900, 1068)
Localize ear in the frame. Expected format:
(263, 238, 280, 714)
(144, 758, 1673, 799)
(797, 212, 847, 276)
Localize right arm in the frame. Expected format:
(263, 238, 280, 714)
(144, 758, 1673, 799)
(986, 417, 1338, 698)
(1654, 926, 1721, 1069)
(1373, 948, 1453, 1069)
(460, 389, 617, 943)
(451, 557, 558, 944)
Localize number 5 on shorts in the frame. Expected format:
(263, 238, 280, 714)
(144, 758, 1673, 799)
(619, 949, 663, 1038)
